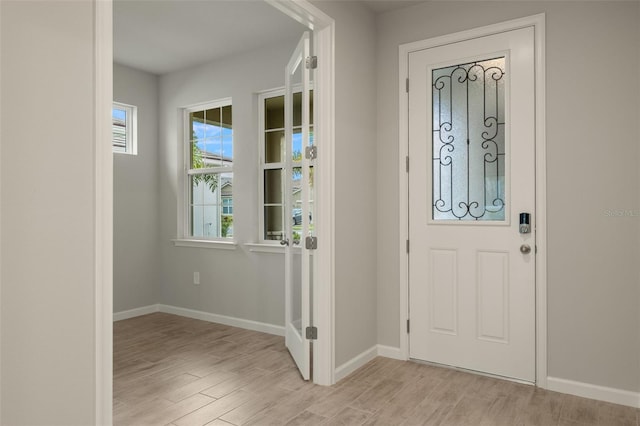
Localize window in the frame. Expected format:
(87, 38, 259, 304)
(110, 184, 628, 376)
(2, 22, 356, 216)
(112, 102, 137, 154)
(259, 89, 313, 243)
(184, 99, 233, 239)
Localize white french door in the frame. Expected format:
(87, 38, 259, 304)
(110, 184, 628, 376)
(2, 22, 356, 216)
(284, 31, 313, 380)
(408, 27, 536, 382)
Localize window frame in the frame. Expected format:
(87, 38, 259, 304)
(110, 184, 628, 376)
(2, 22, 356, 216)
(259, 88, 286, 244)
(112, 101, 137, 155)
(180, 97, 234, 242)
(258, 87, 312, 245)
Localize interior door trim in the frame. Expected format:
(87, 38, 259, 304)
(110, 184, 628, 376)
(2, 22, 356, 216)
(398, 13, 547, 388)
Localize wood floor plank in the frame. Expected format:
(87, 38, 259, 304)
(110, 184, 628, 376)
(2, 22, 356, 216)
(597, 400, 639, 426)
(201, 368, 267, 399)
(173, 390, 254, 426)
(350, 378, 405, 413)
(324, 406, 372, 426)
(440, 395, 491, 426)
(306, 380, 370, 418)
(401, 399, 455, 426)
(219, 386, 292, 425)
(362, 374, 443, 425)
(130, 393, 215, 426)
(242, 385, 332, 426)
(283, 410, 326, 426)
(163, 369, 237, 403)
(114, 397, 175, 425)
(204, 420, 235, 426)
(559, 394, 600, 425)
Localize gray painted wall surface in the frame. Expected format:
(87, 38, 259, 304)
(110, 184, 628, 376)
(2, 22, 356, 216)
(157, 41, 302, 327)
(312, 1, 379, 367)
(113, 63, 160, 313)
(375, 1, 640, 392)
(1, 1, 97, 423)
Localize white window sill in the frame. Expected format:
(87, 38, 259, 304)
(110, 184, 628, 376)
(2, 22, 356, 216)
(172, 239, 237, 250)
(244, 243, 306, 254)
(244, 243, 285, 254)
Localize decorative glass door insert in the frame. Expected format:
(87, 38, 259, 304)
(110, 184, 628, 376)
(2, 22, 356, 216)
(432, 57, 506, 221)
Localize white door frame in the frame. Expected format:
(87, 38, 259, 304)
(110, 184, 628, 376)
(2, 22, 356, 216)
(398, 14, 547, 387)
(94, 1, 335, 423)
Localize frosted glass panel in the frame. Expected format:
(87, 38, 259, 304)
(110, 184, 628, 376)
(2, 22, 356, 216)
(432, 57, 506, 221)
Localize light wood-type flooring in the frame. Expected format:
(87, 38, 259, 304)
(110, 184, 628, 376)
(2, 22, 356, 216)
(114, 313, 638, 426)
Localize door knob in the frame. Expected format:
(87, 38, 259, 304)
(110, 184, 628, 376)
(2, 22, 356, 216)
(520, 244, 531, 254)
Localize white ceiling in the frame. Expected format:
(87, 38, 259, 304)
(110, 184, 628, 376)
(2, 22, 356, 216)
(114, 0, 309, 75)
(362, 0, 424, 13)
(114, 0, 425, 75)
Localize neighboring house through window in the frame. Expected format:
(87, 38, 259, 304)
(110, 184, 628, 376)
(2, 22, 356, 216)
(112, 102, 137, 154)
(184, 99, 233, 239)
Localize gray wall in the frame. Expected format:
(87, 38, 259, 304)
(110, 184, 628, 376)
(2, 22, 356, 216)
(157, 41, 302, 326)
(312, 1, 379, 367)
(113, 63, 160, 313)
(375, 2, 640, 392)
(1, 1, 97, 423)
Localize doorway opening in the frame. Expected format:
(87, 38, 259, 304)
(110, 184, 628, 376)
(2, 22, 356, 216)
(96, 1, 335, 423)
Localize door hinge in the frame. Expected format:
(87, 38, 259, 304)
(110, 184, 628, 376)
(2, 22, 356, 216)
(305, 236, 318, 250)
(306, 326, 318, 340)
(406, 156, 409, 173)
(306, 56, 318, 69)
(406, 239, 410, 253)
(406, 78, 409, 93)
(406, 319, 410, 333)
(305, 145, 317, 160)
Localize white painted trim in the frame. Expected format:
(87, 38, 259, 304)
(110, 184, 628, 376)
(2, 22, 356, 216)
(334, 345, 405, 383)
(113, 304, 160, 321)
(398, 14, 547, 384)
(113, 303, 285, 336)
(158, 304, 285, 336)
(244, 243, 285, 254)
(0, 0, 3, 419)
(532, 15, 548, 390)
(334, 346, 378, 382)
(94, 1, 113, 425)
(377, 345, 404, 360)
(312, 17, 336, 387)
(547, 377, 640, 408)
(172, 239, 237, 250)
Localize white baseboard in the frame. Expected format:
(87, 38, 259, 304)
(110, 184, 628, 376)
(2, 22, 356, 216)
(334, 345, 378, 382)
(547, 377, 640, 408)
(113, 303, 284, 337)
(334, 345, 406, 382)
(158, 304, 285, 336)
(113, 304, 160, 321)
(377, 345, 405, 360)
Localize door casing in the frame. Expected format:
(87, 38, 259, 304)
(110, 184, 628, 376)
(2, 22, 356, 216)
(398, 13, 547, 387)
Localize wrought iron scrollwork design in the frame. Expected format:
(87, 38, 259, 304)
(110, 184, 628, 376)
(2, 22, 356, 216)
(432, 57, 506, 221)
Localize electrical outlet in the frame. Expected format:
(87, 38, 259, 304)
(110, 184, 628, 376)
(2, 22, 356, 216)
(193, 272, 200, 285)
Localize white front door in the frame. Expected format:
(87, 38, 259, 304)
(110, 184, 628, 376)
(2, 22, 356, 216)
(408, 27, 536, 382)
(284, 31, 313, 380)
